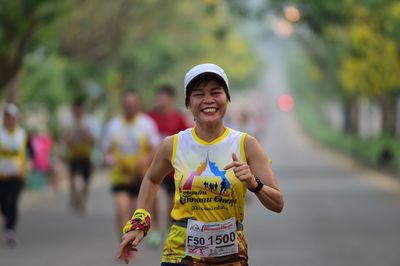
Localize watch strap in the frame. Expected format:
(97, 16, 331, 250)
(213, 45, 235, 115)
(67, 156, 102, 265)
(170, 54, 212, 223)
(248, 176, 263, 193)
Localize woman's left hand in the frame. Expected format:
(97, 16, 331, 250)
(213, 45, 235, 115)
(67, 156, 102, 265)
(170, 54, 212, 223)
(224, 153, 257, 189)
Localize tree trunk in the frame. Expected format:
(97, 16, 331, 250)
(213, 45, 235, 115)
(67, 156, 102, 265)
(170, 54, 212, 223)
(379, 94, 397, 137)
(4, 69, 23, 104)
(343, 97, 359, 134)
(0, 58, 21, 91)
(0, 9, 38, 91)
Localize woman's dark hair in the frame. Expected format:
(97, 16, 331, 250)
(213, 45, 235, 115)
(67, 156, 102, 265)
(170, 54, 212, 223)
(185, 73, 230, 107)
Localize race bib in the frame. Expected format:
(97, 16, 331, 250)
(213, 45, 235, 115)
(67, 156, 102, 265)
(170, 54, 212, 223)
(185, 217, 238, 258)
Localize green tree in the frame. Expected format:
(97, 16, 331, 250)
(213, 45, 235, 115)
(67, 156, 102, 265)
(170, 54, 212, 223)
(0, 0, 67, 94)
(340, 3, 400, 136)
(54, 0, 258, 115)
(270, 0, 400, 136)
(267, 0, 360, 133)
(16, 0, 259, 126)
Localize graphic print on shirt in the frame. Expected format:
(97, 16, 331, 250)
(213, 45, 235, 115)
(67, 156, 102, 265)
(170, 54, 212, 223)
(183, 154, 230, 194)
(178, 153, 237, 212)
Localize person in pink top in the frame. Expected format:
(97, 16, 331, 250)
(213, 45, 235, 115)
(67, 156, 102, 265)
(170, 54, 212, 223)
(31, 132, 53, 174)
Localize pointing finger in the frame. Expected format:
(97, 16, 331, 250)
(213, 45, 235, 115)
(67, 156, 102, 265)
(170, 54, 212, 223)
(224, 154, 242, 170)
(223, 162, 235, 170)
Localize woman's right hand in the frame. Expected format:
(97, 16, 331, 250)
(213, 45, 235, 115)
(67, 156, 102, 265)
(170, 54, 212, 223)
(117, 230, 145, 264)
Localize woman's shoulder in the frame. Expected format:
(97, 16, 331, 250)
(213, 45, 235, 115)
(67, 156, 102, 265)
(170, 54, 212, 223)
(242, 133, 266, 161)
(225, 127, 249, 143)
(227, 127, 245, 135)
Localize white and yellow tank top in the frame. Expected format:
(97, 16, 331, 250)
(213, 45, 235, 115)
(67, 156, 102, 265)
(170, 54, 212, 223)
(171, 127, 247, 223)
(0, 126, 26, 179)
(102, 114, 160, 185)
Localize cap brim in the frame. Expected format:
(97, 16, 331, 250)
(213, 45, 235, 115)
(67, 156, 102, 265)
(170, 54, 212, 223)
(185, 72, 229, 97)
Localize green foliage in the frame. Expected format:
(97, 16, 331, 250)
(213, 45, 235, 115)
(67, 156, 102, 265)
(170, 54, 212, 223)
(287, 43, 400, 173)
(13, 0, 259, 127)
(21, 52, 70, 111)
(341, 34, 400, 97)
(269, 0, 400, 100)
(52, 0, 259, 110)
(339, 4, 400, 98)
(0, 0, 68, 88)
(269, 0, 400, 136)
(110, 1, 258, 94)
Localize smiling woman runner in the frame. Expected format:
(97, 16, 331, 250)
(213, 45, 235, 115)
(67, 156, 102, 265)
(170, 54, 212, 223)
(117, 63, 284, 266)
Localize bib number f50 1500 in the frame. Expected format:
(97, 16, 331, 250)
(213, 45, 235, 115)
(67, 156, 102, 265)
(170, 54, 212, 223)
(185, 218, 238, 257)
(187, 232, 236, 246)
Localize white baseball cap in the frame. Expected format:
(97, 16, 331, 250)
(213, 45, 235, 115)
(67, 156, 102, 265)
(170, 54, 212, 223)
(3, 103, 19, 117)
(184, 63, 229, 97)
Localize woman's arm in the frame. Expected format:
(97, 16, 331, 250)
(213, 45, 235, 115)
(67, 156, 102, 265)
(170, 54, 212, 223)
(136, 135, 174, 210)
(224, 134, 284, 213)
(244, 135, 284, 213)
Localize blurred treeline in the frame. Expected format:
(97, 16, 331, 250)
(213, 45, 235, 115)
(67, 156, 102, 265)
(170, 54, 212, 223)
(0, 0, 259, 135)
(267, 0, 400, 173)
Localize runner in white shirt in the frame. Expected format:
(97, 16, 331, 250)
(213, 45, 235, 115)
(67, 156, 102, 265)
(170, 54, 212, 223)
(102, 90, 160, 235)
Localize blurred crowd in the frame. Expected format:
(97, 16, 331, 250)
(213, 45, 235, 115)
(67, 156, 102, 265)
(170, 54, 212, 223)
(0, 85, 265, 248)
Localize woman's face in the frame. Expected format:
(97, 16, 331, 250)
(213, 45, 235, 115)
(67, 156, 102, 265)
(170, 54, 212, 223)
(188, 79, 228, 125)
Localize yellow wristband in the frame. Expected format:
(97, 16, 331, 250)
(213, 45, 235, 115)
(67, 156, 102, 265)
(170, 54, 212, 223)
(122, 208, 152, 235)
(135, 208, 151, 219)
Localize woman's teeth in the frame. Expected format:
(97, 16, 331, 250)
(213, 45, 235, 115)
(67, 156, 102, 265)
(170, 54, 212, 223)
(203, 108, 217, 113)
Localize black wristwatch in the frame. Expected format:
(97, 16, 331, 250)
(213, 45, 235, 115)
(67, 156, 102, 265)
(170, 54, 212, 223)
(248, 176, 264, 193)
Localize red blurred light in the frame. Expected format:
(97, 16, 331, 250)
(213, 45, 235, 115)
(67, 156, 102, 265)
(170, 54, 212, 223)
(278, 94, 294, 112)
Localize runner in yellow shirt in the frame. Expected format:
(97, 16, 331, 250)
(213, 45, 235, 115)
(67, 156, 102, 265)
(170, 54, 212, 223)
(117, 64, 284, 265)
(61, 97, 98, 214)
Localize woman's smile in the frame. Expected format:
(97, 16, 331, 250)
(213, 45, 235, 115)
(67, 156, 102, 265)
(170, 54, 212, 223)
(201, 107, 218, 114)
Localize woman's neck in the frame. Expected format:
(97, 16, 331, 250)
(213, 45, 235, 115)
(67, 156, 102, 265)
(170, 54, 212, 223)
(194, 122, 226, 143)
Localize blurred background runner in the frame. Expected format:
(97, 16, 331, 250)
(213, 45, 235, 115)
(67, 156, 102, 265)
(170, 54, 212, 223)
(147, 84, 191, 247)
(60, 97, 98, 214)
(102, 90, 160, 236)
(0, 103, 28, 248)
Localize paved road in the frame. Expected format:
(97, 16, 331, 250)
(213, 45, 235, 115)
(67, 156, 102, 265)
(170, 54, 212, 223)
(1, 37, 400, 266)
